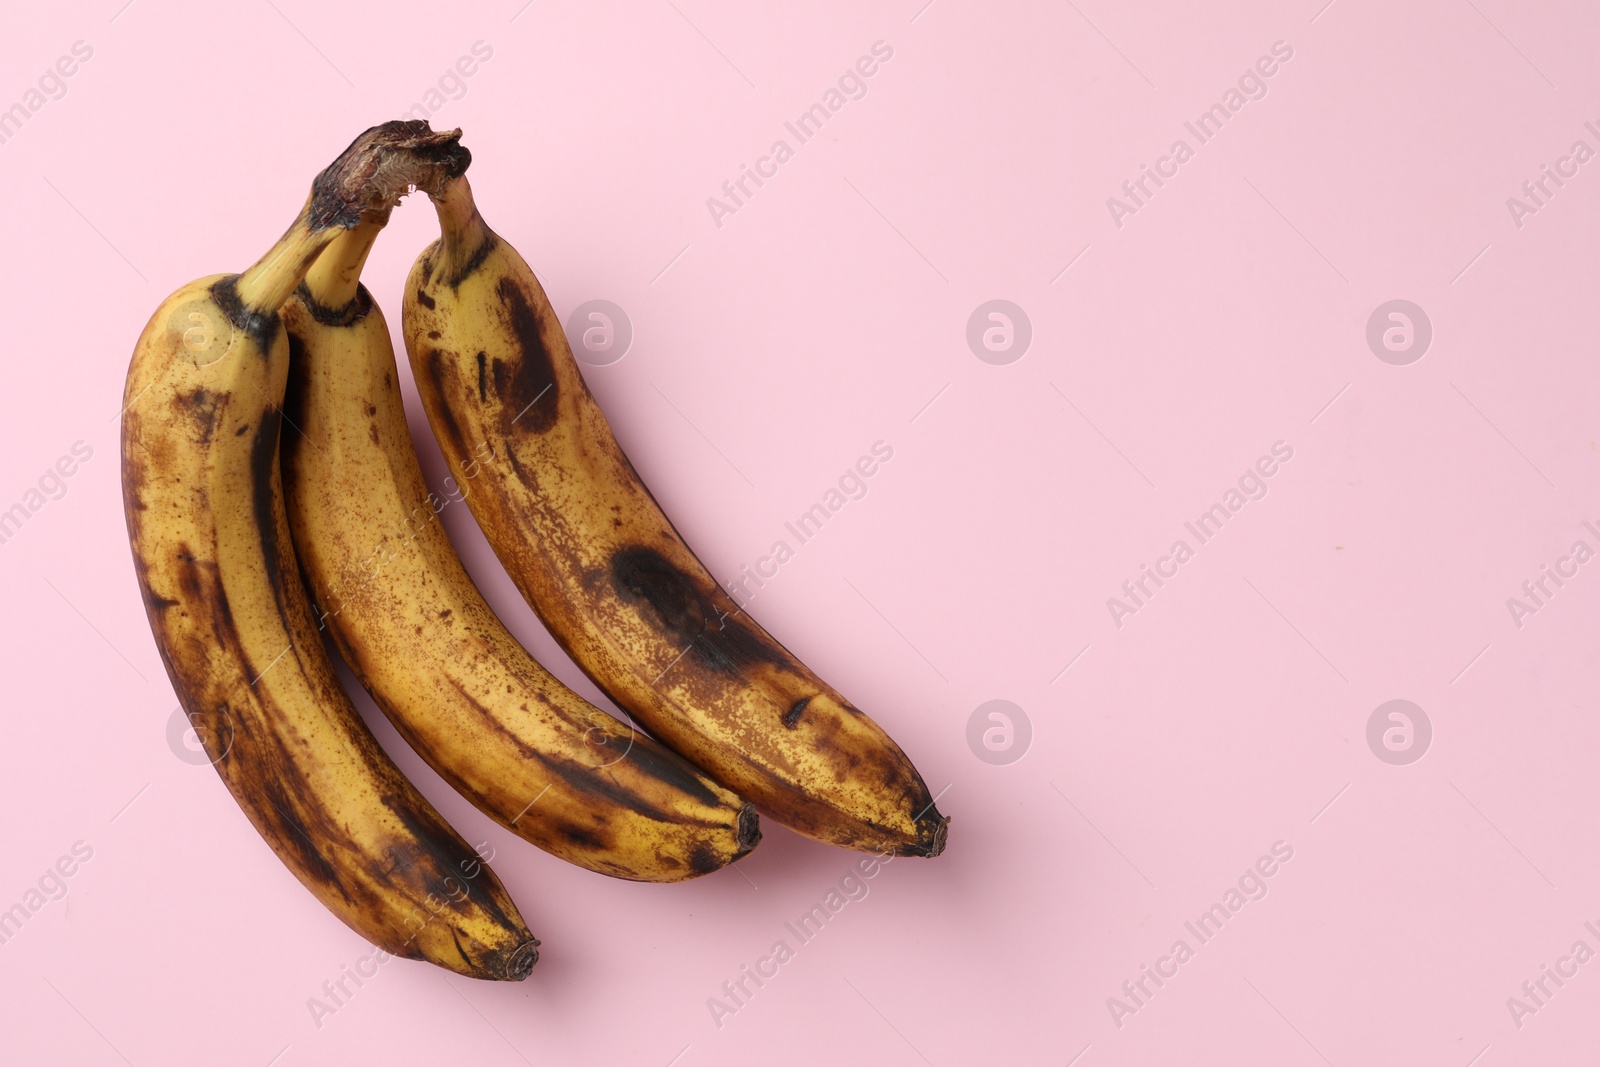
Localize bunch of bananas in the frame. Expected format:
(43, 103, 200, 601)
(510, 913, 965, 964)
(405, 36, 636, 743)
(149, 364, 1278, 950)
(121, 121, 947, 981)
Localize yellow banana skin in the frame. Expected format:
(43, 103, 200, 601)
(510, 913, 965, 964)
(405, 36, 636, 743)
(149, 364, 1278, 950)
(280, 223, 759, 882)
(401, 178, 947, 857)
(121, 124, 539, 979)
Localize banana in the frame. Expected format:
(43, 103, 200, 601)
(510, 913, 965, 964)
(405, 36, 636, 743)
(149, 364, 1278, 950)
(121, 122, 539, 979)
(279, 221, 760, 882)
(401, 177, 948, 857)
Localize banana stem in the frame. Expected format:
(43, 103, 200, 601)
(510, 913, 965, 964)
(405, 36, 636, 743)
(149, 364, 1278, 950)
(234, 120, 472, 316)
(302, 217, 386, 309)
(432, 176, 492, 280)
(233, 206, 341, 314)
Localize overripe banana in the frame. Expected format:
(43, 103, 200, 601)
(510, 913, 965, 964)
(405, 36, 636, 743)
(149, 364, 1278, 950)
(121, 123, 539, 979)
(401, 177, 948, 857)
(279, 221, 760, 882)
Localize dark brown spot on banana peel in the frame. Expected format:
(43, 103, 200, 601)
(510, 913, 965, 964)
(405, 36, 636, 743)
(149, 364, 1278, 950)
(212, 276, 280, 351)
(558, 823, 608, 851)
(295, 281, 374, 327)
(444, 231, 498, 289)
(281, 335, 312, 479)
(610, 548, 703, 643)
(143, 591, 180, 612)
(783, 697, 810, 728)
(476, 351, 487, 402)
(173, 388, 222, 448)
(248, 407, 286, 608)
(613, 731, 731, 810)
(415, 287, 435, 310)
(450, 928, 474, 972)
(383, 797, 524, 934)
(434, 675, 733, 831)
(610, 546, 788, 677)
(424, 349, 471, 458)
(254, 764, 350, 899)
(492, 278, 557, 433)
(538, 747, 698, 834)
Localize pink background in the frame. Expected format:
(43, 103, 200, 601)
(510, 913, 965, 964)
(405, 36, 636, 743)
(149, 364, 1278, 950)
(4, 0, 1600, 1063)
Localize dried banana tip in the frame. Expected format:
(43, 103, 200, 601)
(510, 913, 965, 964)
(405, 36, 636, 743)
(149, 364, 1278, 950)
(734, 803, 762, 856)
(901, 809, 950, 858)
(503, 937, 540, 981)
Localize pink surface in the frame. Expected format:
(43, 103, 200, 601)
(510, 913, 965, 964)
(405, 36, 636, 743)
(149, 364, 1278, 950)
(3, 1, 1599, 1063)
